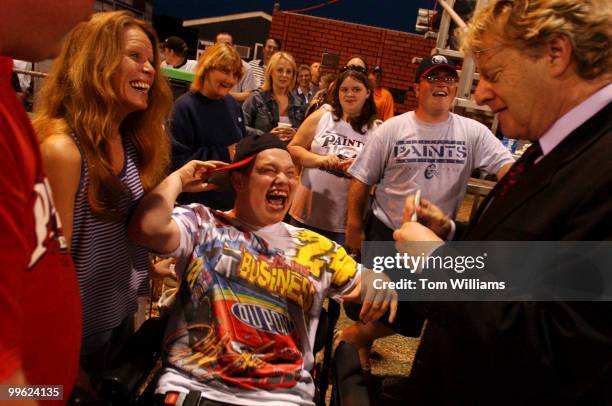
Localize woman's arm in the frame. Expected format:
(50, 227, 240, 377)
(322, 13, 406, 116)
(40, 134, 81, 247)
(128, 160, 226, 254)
(288, 108, 339, 169)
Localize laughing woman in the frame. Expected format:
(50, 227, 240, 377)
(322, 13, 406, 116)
(33, 11, 173, 390)
(170, 42, 246, 210)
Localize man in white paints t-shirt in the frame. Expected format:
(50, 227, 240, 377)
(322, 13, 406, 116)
(346, 54, 513, 252)
(341, 54, 514, 369)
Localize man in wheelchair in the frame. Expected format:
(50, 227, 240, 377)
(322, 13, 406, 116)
(129, 133, 397, 405)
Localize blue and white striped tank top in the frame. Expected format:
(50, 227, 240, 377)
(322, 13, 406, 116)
(70, 135, 150, 339)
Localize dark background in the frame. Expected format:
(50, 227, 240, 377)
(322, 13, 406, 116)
(153, 0, 437, 54)
(154, 0, 435, 33)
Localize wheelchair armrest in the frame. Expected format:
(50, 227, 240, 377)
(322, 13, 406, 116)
(333, 342, 370, 406)
(101, 316, 168, 403)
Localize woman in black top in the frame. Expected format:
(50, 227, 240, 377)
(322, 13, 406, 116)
(170, 43, 246, 210)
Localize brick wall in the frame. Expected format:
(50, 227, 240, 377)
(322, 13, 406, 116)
(269, 10, 436, 114)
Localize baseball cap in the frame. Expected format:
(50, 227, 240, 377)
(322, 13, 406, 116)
(415, 54, 458, 81)
(207, 133, 289, 191)
(372, 65, 383, 74)
(161, 36, 188, 54)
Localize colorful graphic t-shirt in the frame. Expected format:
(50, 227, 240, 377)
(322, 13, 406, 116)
(157, 204, 361, 405)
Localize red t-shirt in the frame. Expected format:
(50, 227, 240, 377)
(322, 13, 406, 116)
(0, 56, 81, 404)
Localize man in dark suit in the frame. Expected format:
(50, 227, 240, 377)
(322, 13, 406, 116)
(391, 0, 612, 404)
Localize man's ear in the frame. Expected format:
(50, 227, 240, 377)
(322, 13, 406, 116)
(546, 33, 573, 78)
(230, 171, 245, 192)
(413, 82, 421, 98)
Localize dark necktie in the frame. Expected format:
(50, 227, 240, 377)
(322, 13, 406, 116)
(493, 141, 543, 199)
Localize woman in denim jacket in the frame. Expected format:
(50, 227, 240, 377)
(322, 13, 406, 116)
(242, 52, 306, 142)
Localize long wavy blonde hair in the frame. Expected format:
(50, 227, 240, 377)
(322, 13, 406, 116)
(33, 11, 173, 221)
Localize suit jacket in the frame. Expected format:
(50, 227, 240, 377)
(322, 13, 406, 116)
(406, 102, 612, 405)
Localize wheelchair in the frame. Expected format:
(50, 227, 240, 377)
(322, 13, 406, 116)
(100, 300, 370, 406)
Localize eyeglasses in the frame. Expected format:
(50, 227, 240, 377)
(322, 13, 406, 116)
(340, 64, 368, 75)
(422, 75, 458, 84)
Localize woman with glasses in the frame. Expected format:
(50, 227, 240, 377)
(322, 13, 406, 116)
(242, 51, 306, 142)
(288, 68, 380, 244)
(170, 43, 246, 210)
(33, 11, 173, 396)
